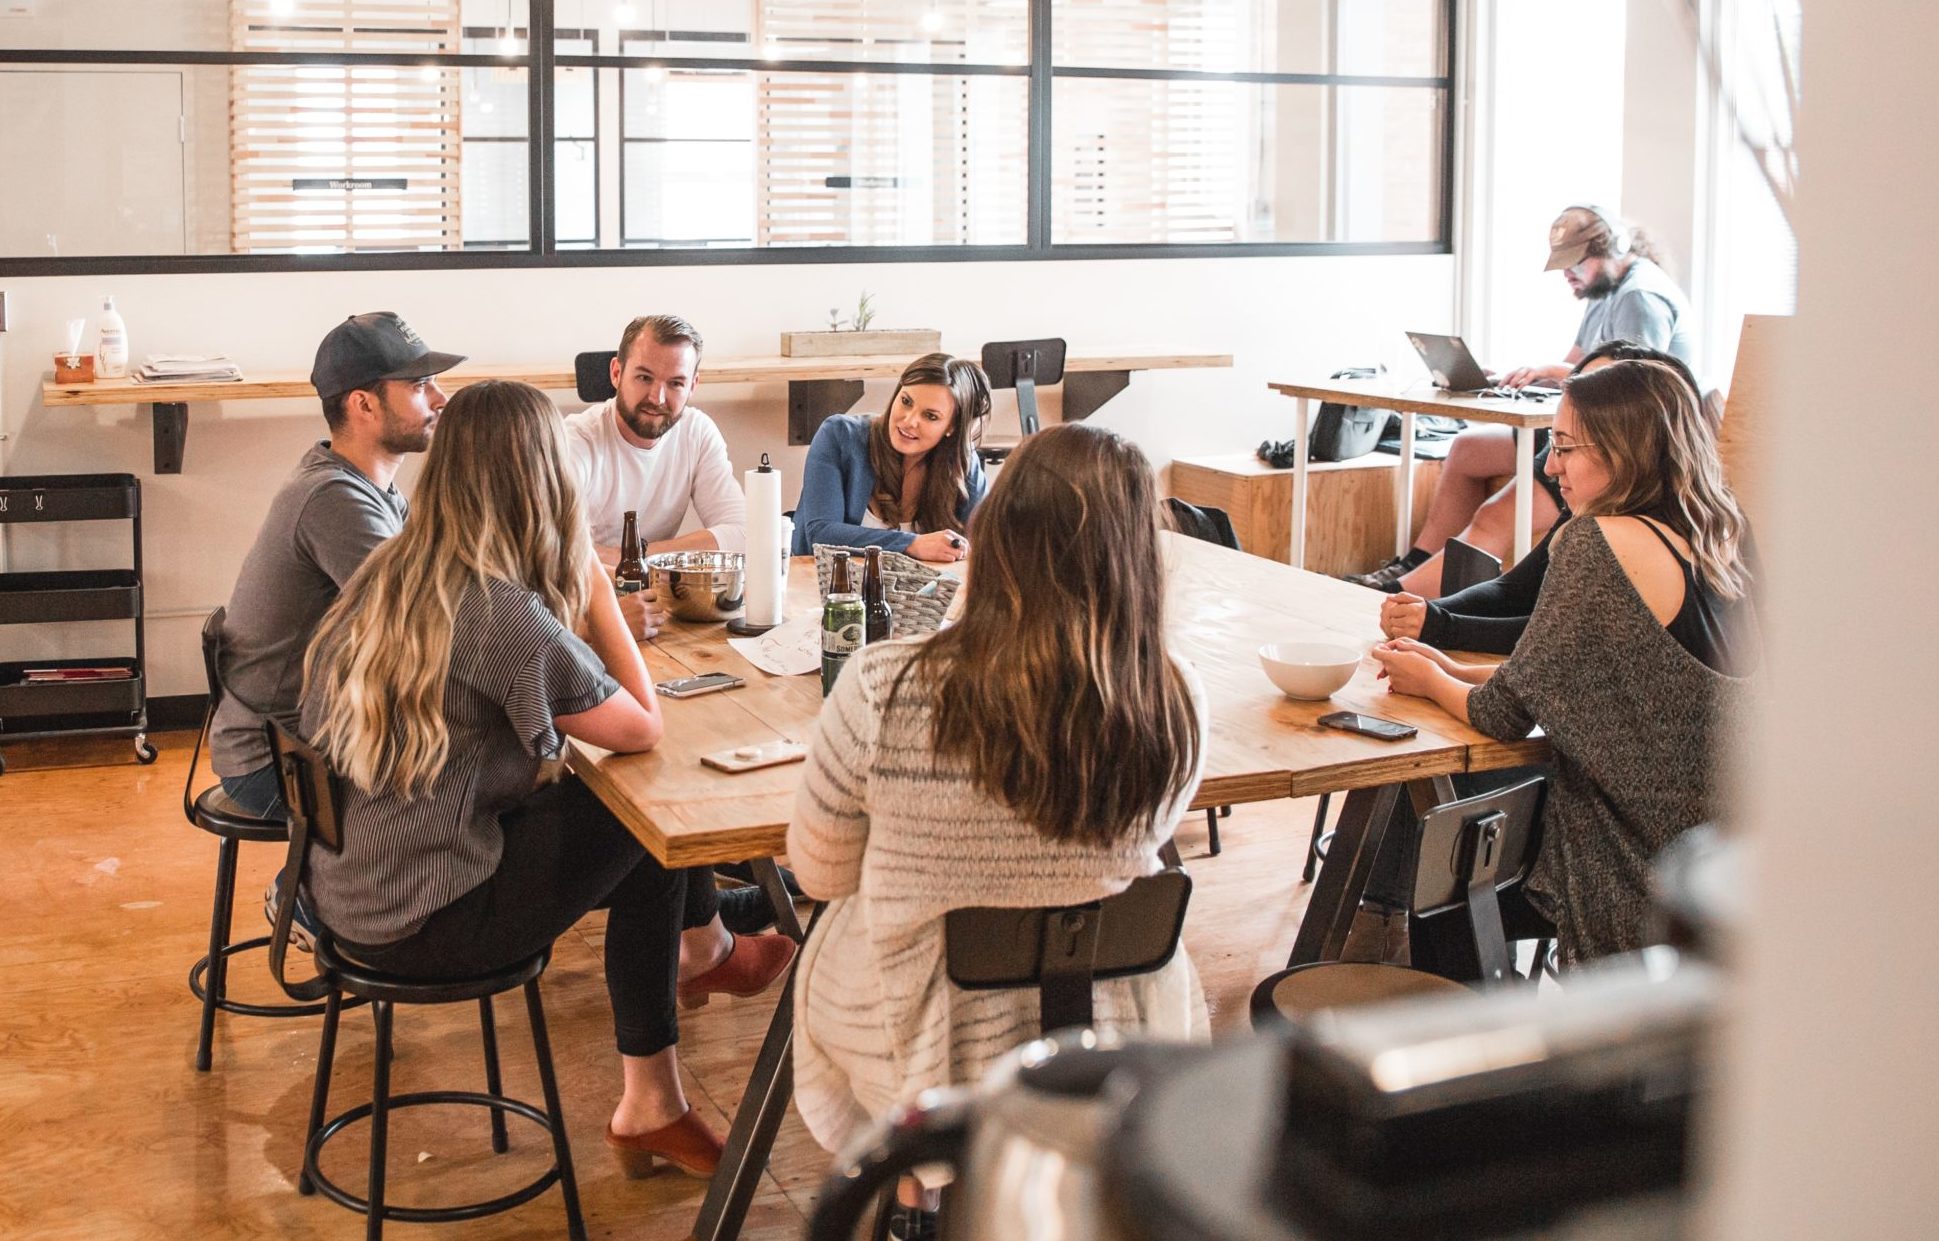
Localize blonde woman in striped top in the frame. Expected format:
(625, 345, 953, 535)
(787, 423, 1211, 1170)
(300, 380, 794, 1181)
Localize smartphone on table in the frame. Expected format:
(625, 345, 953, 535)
(1317, 710, 1419, 741)
(657, 671, 745, 699)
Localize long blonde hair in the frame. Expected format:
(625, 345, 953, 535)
(305, 380, 592, 796)
(897, 423, 1200, 847)
(1563, 358, 1750, 599)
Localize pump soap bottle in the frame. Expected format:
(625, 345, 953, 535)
(95, 296, 129, 379)
(95, 294, 130, 378)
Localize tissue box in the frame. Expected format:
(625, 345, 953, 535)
(53, 354, 96, 384)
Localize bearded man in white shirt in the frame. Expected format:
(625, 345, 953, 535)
(564, 314, 747, 639)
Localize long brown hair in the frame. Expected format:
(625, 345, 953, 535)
(305, 380, 593, 796)
(899, 423, 1200, 847)
(865, 352, 990, 534)
(1563, 358, 1749, 599)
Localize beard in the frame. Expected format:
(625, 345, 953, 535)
(1575, 269, 1620, 300)
(617, 394, 684, 443)
(377, 400, 435, 454)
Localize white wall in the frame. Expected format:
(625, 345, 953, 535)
(1622, 0, 1702, 291)
(0, 254, 1454, 695)
(1702, 1, 1939, 1236)
(1467, 0, 1628, 369)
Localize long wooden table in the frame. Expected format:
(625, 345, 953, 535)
(568, 536, 1546, 1240)
(1265, 377, 1560, 566)
(41, 348, 1231, 474)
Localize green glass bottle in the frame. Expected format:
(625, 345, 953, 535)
(821, 551, 866, 696)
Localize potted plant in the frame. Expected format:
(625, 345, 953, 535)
(780, 292, 942, 358)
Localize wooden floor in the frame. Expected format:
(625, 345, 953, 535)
(0, 732, 1318, 1239)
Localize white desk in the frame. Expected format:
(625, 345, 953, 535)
(1265, 378, 1559, 566)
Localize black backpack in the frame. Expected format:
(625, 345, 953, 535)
(1259, 367, 1394, 465)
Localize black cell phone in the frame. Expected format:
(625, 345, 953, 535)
(1318, 710, 1419, 741)
(656, 671, 745, 698)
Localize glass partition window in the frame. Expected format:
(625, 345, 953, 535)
(561, 0, 1028, 65)
(1052, 0, 1445, 76)
(1053, 79, 1440, 245)
(0, 0, 1450, 268)
(1050, 0, 1449, 250)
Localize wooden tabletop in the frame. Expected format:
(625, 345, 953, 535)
(1266, 376, 1560, 429)
(42, 349, 1233, 408)
(569, 536, 1546, 869)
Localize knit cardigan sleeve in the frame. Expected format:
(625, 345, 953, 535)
(786, 643, 886, 900)
(1464, 518, 1610, 743)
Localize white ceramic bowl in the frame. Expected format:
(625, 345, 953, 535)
(1258, 642, 1363, 701)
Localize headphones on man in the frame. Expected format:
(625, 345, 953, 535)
(1566, 203, 1632, 258)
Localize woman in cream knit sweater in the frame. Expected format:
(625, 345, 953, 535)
(786, 422, 1210, 1155)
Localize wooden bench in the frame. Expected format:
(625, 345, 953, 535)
(1169, 451, 1444, 576)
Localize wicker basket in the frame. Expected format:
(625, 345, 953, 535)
(813, 545, 959, 636)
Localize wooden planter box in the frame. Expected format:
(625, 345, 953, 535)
(780, 328, 942, 358)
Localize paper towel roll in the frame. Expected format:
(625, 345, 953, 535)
(745, 456, 784, 627)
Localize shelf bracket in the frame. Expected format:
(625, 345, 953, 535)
(151, 403, 189, 475)
(787, 379, 865, 446)
(1062, 370, 1132, 421)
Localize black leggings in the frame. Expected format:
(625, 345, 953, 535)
(341, 776, 718, 1057)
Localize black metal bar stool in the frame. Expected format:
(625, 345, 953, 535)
(186, 607, 349, 1070)
(265, 721, 586, 1241)
(1252, 779, 1548, 1028)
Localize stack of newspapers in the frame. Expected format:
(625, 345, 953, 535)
(133, 354, 243, 383)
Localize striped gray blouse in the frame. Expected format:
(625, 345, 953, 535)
(300, 578, 618, 946)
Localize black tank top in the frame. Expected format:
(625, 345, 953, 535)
(1636, 517, 1746, 675)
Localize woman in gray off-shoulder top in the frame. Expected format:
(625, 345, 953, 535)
(1373, 358, 1758, 965)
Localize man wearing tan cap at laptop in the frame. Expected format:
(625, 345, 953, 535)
(1346, 205, 1698, 593)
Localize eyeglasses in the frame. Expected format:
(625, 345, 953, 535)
(1550, 440, 1598, 457)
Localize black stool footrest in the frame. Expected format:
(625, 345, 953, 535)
(189, 934, 356, 1018)
(306, 1089, 565, 1224)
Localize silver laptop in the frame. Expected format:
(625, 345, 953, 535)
(1406, 331, 1493, 392)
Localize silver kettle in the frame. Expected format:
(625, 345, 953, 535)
(806, 1029, 1176, 1241)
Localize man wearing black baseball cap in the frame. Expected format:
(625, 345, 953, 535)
(210, 313, 463, 943)
(309, 310, 466, 454)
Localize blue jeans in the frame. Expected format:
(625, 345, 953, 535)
(220, 762, 287, 821)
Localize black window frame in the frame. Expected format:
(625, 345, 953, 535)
(0, 0, 1455, 277)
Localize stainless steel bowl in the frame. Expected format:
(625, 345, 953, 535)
(645, 550, 746, 622)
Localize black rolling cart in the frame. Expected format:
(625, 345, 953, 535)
(0, 474, 156, 774)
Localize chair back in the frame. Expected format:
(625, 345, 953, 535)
(1164, 497, 1242, 552)
(183, 607, 228, 824)
(1409, 778, 1546, 984)
(945, 867, 1192, 1035)
(575, 350, 618, 403)
(1440, 536, 1502, 595)
(264, 720, 347, 1002)
(199, 606, 227, 707)
(980, 338, 1067, 439)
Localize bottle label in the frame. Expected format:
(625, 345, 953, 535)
(822, 621, 864, 655)
(97, 329, 128, 377)
(615, 578, 643, 596)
